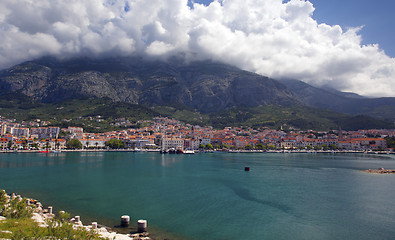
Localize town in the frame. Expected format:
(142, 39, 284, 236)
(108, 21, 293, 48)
(0, 116, 394, 153)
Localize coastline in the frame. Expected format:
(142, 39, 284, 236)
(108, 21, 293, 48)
(0, 190, 152, 240)
(1, 149, 393, 154)
(364, 168, 395, 174)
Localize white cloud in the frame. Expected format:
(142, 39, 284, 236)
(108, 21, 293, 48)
(0, 0, 394, 97)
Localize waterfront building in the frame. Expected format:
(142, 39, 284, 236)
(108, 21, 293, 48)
(0, 138, 8, 149)
(161, 137, 184, 150)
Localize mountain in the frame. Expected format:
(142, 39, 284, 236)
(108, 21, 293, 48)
(0, 57, 297, 113)
(278, 78, 395, 120)
(0, 57, 393, 131)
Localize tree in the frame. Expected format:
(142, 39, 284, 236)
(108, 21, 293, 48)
(205, 143, 213, 150)
(105, 139, 125, 149)
(255, 143, 265, 150)
(66, 139, 83, 149)
(199, 144, 205, 149)
(245, 144, 253, 150)
(267, 144, 276, 150)
(329, 144, 339, 150)
(30, 143, 39, 150)
(385, 137, 395, 149)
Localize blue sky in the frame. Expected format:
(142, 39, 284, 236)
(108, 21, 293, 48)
(193, 0, 395, 57)
(312, 0, 395, 57)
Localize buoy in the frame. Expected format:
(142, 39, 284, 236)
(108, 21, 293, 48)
(245, 167, 250, 171)
(121, 215, 130, 227)
(137, 219, 147, 233)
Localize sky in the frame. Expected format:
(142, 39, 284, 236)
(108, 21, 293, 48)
(0, 0, 394, 97)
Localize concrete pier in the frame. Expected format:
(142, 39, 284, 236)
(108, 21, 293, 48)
(121, 215, 130, 227)
(137, 219, 147, 233)
(92, 222, 98, 229)
(48, 206, 53, 215)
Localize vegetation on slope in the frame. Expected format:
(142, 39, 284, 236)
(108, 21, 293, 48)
(0, 94, 393, 132)
(0, 95, 158, 132)
(154, 105, 395, 131)
(0, 189, 104, 239)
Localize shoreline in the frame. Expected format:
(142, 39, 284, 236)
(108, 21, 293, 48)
(1, 149, 393, 154)
(0, 190, 152, 240)
(364, 168, 395, 174)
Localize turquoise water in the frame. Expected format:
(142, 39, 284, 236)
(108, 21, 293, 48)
(1, 152, 395, 240)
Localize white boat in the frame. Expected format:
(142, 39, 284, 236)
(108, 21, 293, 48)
(183, 150, 196, 154)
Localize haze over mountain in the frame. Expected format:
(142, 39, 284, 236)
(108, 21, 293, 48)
(0, 0, 394, 97)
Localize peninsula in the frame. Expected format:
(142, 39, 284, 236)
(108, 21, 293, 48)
(364, 168, 395, 174)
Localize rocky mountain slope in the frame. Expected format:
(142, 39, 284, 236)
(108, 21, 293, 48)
(278, 79, 395, 120)
(0, 57, 298, 113)
(0, 56, 394, 123)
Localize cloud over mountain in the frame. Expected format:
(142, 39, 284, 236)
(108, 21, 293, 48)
(0, 0, 394, 97)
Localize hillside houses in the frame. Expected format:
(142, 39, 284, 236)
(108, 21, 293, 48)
(0, 115, 393, 152)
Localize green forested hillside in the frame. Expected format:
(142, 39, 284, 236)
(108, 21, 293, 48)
(0, 95, 393, 132)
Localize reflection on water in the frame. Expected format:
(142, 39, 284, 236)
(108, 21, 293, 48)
(160, 154, 181, 167)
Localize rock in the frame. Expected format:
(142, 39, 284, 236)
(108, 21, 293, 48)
(0, 57, 297, 113)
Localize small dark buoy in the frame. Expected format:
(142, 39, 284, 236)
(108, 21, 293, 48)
(245, 167, 250, 171)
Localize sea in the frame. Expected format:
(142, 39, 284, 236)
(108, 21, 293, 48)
(1, 151, 395, 240)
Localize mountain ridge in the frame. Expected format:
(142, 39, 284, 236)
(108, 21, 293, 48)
(277, 78, 395, 120)
(0, 57, 394, 131)
(0, 57, 298, 113)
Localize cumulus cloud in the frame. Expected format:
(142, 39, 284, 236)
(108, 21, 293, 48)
(0, 0, 394, 97)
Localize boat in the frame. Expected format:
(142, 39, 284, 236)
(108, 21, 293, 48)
(159, 149, 168, 154)
(183, 150, 195, 154)
(39, 150, 49, 153)
(176, 149, 184, 154)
